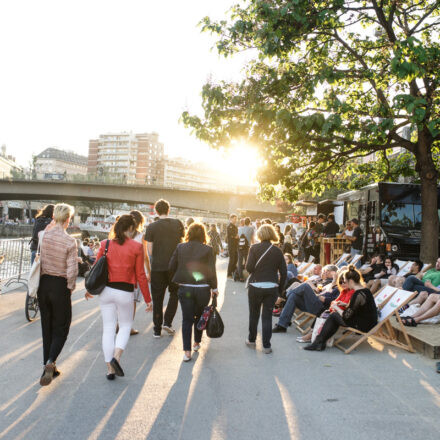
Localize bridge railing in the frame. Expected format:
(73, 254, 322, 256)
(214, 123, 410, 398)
(0, 233, 82, 293)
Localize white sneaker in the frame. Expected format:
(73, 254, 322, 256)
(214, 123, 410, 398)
(264, 347, 273, 354)
(162, 325, 175, 335)
(193, 343, 201, 352)
(183, 353, 192, 362)
(245, 339, 256, 347)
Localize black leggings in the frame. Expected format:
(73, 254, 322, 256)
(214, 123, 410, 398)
(37, 275, 72, 365)
(315, 312, 345, 344)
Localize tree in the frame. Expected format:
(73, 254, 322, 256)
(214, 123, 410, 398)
(182, 0, 440, 263)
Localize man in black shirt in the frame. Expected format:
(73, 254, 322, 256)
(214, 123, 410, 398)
(145, 199, 184, 337)
(315, 213, 326, 235)
(227, 214, 239, 278)
(323, 214, 340, 237)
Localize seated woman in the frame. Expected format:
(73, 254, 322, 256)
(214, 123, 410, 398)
(388, 260, 423, 288)
(304, 265, 378, 351)
(361, 254, 383, 283)
(401, 293, 440, 327)
(368, 256, 399, 294)
(296, 269, 354, 343)
(284, 253, 298, 280)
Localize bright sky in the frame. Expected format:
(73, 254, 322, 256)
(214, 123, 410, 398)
(0, 0, 260, 183)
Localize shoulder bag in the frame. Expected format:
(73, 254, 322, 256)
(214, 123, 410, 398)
(85, 240, 110, 295)
(245, 244, 273, 289)
(28, 231, 45, 298)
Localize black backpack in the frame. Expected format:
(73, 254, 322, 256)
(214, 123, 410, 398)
(238, 234, 249, 251)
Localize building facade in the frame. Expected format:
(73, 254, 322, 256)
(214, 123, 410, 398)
(35, 147, 88, 179)
(87, 132, 164, 185)
(0, 145, 22, 179)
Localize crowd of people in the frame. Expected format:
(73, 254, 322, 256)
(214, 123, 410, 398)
(30, 202, 440, 386)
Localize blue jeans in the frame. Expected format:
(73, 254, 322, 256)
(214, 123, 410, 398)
(402, 275, 438, 294)
(31, 250, 37, 265)
(278, 283, 324, 329)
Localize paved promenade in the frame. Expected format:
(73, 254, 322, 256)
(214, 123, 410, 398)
(1, 260, 440, 440)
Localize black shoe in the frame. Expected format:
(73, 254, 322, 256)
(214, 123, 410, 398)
(110, 358, 124, 377)
(436, 362, 440, 374)
(303, 341, 326, 351)
(106, 373, 116, 380)
(272, 325, 287, 333)
(53, 368, 61, 379)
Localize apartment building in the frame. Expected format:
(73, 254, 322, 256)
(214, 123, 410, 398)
(87, 132, 164, 185)
(0, 145, 22, 179)
(35, 147, 88, 179)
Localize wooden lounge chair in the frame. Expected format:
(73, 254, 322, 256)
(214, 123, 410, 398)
(298, 262, 313, 274)
(334, 253, 351, 267)
(348, 254, 363, 267)
(396, 261, 414, 277)
(373, 285, 397, 308)
(334, 288, 417, 354)
(394, 259, 408, 270)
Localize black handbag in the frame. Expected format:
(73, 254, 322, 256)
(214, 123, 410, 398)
(206, 296, 224, 338)
(85, 240, 110, 295)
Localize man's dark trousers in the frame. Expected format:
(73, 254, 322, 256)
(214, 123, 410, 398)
(151, 270, 179, 333)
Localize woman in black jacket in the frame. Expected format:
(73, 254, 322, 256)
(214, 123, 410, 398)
(245, 224, 287, 354)
(30, 204, 54, 264)
(304, 264, 378, 351)
(169, 222, 218, 362)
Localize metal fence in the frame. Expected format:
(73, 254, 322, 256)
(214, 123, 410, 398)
(0, 237, 31, 290)
(0, 233, 82, 292)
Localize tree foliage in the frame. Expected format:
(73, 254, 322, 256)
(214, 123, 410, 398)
(182, 0, 440, 202)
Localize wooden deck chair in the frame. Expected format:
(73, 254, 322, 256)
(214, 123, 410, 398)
(348, 254, 363, 267)
(298, 262, 313, 274)
(422, 263, 432, 273)
(302, 264, 316, 277)
(293, 310, 316, 334)
(373, 285, 397, 308)
(397, 261, 414, 277)
(334, 253, 351, 266)
(394, 259, 408, 270)
(334, 289, 417, 354)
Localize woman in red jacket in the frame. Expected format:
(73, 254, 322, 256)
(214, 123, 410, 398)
(86, 215, 151, 380)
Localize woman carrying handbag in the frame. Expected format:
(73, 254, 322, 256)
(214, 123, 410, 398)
(169, 222, 218, 362)
(85, 215, 152, 380)
(245, 224, 287, 354)
(37, 203, 78, 386)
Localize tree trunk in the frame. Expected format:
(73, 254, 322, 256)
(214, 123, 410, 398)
(416, 133, 438, 264)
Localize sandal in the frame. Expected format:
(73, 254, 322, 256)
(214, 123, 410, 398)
(401, 316, 418, 327)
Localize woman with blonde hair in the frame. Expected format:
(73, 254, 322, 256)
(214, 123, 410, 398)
(245, 224, 287, 354)
(37, 203, 77, 386)
(169, 222, 218, 362)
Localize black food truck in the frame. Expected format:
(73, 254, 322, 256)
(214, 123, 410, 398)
(337, 182, 440, 260)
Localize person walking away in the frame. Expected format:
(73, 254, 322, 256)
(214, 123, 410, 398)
(344, 218, 363, 266)
(37, 203, 77, 386)
(304, 265, 377, 351)
(129, 210, 151, 335)
(235, 217, 255, 282)
(169, 223, 218, 362)
(30, 204, 54, 264)
(85, 215, 152, 379)
(145, 199, 184, 338)
(245, 224, 287, 353)
(323, 214, 340, 237)
(227, 214, 239, 278)
(207, 223, 223, 263)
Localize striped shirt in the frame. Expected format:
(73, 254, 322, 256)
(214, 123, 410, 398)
(40, 225, 78, 290)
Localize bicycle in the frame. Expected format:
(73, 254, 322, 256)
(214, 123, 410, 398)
(25, 288, 39, 321)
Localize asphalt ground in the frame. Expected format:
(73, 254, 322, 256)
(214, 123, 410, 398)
(1, 259, 440, 440)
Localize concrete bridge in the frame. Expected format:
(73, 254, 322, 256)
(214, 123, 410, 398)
(0, 179, 285, 216)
